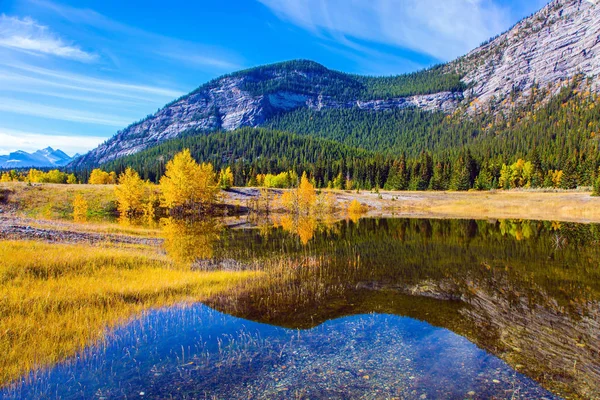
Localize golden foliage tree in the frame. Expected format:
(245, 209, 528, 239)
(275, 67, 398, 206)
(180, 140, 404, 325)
(0, 172, 12, 182)
(114, 168, 146, 224)
(72, 194, 88, 223)
(218, 166, 234, 189)
(348, 199, 367, 223)
(66, 174, 78, 184)
(278, 171, 321, 217)
(89, 169, 116, 185)
(298, 172, 317, 214)
(159, 149, 219, 212)
(143, 187, 161, 226)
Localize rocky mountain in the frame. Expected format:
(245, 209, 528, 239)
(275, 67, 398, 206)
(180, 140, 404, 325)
(452, 0, 600, 112)
(0, 147, 74, 169)
(71, 0, 600, 168)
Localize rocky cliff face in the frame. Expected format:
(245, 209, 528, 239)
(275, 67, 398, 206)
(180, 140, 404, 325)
(71, 71, 461, 167)
(452, 0, 600, 111)
(72, 0, 600, 167)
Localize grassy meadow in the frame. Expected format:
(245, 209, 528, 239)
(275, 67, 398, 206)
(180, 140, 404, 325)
(0, 182, 117, 221)
(4, 181, 600, 224)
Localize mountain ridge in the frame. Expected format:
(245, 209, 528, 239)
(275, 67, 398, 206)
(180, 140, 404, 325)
(0, 147, 75, 169)
(451, 0, 600, 112)
(71, 0, 600, 169)
(70, 61, 464, 167)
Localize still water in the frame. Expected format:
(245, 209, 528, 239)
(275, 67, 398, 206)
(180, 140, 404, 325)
(4, 218, 600, 399)
(7, 304, 558, 399)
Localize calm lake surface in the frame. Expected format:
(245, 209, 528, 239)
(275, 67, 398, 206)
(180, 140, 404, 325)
(3, 218, 600, 399)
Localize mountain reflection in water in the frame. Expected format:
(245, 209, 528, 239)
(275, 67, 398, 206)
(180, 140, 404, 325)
(4, 217, 599, 399)
(208, 217, 600, 399)
(4, 304, 559, 400)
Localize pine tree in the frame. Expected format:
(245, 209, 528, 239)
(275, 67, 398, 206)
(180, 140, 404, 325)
(429, 162, 446, 190)
(560, 160, 578, 189)
(474, 169, 493, 190)
(450, 157, 471, 191)
(593, 174, 600, 196)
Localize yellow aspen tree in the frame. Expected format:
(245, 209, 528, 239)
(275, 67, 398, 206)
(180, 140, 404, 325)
(218, 166, 234, 189)
(143, 185, 161, 225)
(72, 194, 88, 223)
(297, 172, 316, 215)
(26, 169, 44, 183)
(88, 169, 113, 184)
(114, 168, 146, 224)
(66, 174, 78, 184)
(159, 149, 219, 212)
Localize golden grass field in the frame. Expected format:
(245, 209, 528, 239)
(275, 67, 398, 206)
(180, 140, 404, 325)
(337, 189, 600, 223)
(0, 239, 258, 386)
(0, 182, 117, 221)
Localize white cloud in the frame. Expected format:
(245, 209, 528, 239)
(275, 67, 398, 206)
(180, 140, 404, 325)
(28, 0, 242, 71)
(0, 14, 96, 61)
(1, 63, 184, 99)
(258, 0, 510, 61)
(0, 98, 132, 126)
(0, 128, 106, 155)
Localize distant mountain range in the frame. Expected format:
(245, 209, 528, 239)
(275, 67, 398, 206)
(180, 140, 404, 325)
(0, 147, 77, 169)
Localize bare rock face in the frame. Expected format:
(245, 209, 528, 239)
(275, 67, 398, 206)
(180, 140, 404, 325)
(452, 0, 600, 111)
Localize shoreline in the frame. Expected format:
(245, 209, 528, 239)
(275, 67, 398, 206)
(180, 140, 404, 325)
(2, 183, 600, 242)
(223, 187, 600, 225)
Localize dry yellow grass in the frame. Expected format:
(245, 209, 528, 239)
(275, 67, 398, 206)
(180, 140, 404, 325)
(219, 187, 600, 223)
(0, 239, 258, 387)
(0, 182, 117, 221)
(327, 189, 600, 223)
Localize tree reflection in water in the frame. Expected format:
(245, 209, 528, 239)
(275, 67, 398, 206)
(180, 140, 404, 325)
(161, 217, 222, 264)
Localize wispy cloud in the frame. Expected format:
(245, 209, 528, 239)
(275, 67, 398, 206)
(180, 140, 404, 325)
(257, 0, 510, 61)
(28, 0, 243, 71)
(0, 14, 96, 61)
(0, 128, 106, 155)
(2, 63, 184, 98)
(0, 98, 132, 126)
(0, 63, 185, 111)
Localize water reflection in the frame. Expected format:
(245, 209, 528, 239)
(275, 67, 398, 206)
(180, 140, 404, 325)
(161, 217, 222, 264)
(4, 304, 559, 400)
(210, 218, 600, 399)
(5, 217, 598, 399)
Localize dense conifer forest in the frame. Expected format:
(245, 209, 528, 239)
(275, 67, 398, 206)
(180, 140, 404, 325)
(187, 60, 466, 102)
(95, 81, 600, 192)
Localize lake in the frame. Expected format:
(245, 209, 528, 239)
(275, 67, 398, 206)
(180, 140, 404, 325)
(3, 217, 599, 399)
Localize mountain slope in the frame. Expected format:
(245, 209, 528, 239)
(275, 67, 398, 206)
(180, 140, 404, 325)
(72, 0, 600, 169)
(452, 0, 600, 111)
(70, 61, 463, 167)
(99, 82, 600, 190)
(0, 147, 74, 169)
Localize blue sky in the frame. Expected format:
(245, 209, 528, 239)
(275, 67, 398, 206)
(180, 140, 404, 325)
(0, 0, 547, 155)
